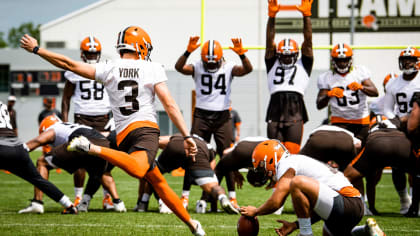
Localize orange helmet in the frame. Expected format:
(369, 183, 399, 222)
(252, 140, 290, 177)
(201, 40, 223, 72)
(116, 26, 153, 60)
(383, 73, 398, 87)
(399, 47, 420, 74)
(331, 43, 353, 74)
(80, 36, 101, 64)
(277, 38, 299, 69)
(39, 115, 61, 134)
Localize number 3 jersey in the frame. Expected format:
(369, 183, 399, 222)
(64, 71, 110, 116)
(383, 73, 420, 118)
(95, 59, 167, 134)
(317, 65, 371, 123)
(192, 61, 235, 111)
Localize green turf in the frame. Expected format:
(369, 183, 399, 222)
(0, 151, 418, 235)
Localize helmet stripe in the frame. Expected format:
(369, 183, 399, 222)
(119, 26, 131, 46)
(208, 40, 214, 61)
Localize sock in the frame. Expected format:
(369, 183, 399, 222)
(141, 193, 150, 202)
(398, 188, 410, 200)
(182, 191, 190, 198)
(298, 218, 312, 235)
(74, 187, 83, 198)
(218, 194, 227, 201)
(59, 195, 72, 208)
(103, 188, 110, 198)
(410, 187, 413, 197)
(82, 194, 92, 203)
(228, 191, 236, 199)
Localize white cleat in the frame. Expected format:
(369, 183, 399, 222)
(219, 195, 239, 214)
(400, 197, 411, 215)
(18, 201, 44, 214)
(159, 199, 173, 214)
(113, 201, 126, 212)
(67, 136, 91, 153)
(77, 200, 90, 212)
(195, 200, 207, 214)
(191, 219, 206, 236)
(366, 218, 385, 236)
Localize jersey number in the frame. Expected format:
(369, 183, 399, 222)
(396, 92, 420, 113)
(0, 104, 12, 129)
(79, 81, 104, 100)
(118, 80, 139, 116)
(274, 66, 297, 85)
(200, 74, 226, 95)
(335, 90, 360, 107)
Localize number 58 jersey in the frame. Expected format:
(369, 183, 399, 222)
(193, 61, 235, 111)
(317, 65, 371, 122)
(65, 71, 110, 116)
(95, 59, 167, 134)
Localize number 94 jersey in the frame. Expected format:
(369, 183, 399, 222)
(95, 59, 167, 134)
(317, 65, 371, 122)
(193, 61, 235, 111)
(65, 71, 110, 116)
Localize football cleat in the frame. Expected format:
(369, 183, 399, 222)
(103, 194, 114, 210)
(220, 195, 239, 214)
(133, 201, 149, 212)
(181, 196, 189, 209)
(77, 200, 90, 212)
(62, 205, 78, 214)
(191, 219, 206, 236)
(18, 201, 44, 214)
(74, 196, 82, 207)
(114, 201, 127, 212)
(229, 197, 239, 209)
(159, 199, 173, 214)
(195, 200, 207, 214)
(399, 197, 411, 215)
(366, 218, 385, 236)
(67, 136, 91, 153)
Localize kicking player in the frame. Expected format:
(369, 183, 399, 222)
(20, 27, 205, 235)
(0, 103, 77, 214)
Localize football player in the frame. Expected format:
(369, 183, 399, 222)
(61, 36, 114, 210)
(20, 27, 205, 235)
(317, 43, 378, 145)
(240, 140, 385, 236)
(369, 73, 398, 117)
(0, 102, 77, 214)
(175, 36, 252, 208)
(264, 0, 314, 154)
(19, 115, 126, 213)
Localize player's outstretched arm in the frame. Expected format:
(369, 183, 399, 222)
(266, 0, 280, 59)
(297, 0, 314, 58)
(174, 36, 200, 75)
(230, 38, 253, 76)
(155, 82, 197, 159)
(20, 34, 96, 80)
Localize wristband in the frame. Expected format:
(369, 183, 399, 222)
(183, 50, 191, 58)
(183, 136, 192, 140)
(239, 54, 246, 60)
(32, 46, 40, 54)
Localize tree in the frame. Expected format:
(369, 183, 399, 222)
(7, 22, 40, 48)
(0, 32, 7, 48)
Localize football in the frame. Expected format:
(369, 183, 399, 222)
(237, 215, 259, 236)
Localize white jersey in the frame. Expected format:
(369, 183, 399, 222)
(369, 95, 386, 116)
(267, 59, 310, 95)
(95, 59, 167, 134)
(309, 125, 361, 146)
(64, 71, 110, 116)
(317, 65, 371, 121)
(193, 61, 235, 111)
(47, 122, 91, 147)
(276, 154, 353, 192)
(383, 73, 420, 119)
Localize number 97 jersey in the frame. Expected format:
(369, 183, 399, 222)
(65, 71, 110, 116)
(193, 61, 235, 111)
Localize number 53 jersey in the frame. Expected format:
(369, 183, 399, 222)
(317, 65, 371, 123)
(65, 71, 110, 116)
(95, 59, 167, 134)
(193, 61, 235, 111)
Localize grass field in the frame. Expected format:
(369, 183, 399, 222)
(0, 151, 419, 235)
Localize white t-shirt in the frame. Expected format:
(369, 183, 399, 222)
(317, 65, 371, 120)
(383, 73, 420, 119)
(276, 154, 353, 192)
(65, 71, 110, 116)
(192, 61, 235, 111)
(95, 59, 167, 134)
(47, 122, 91, 147)
(266, 59, 310, 95)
